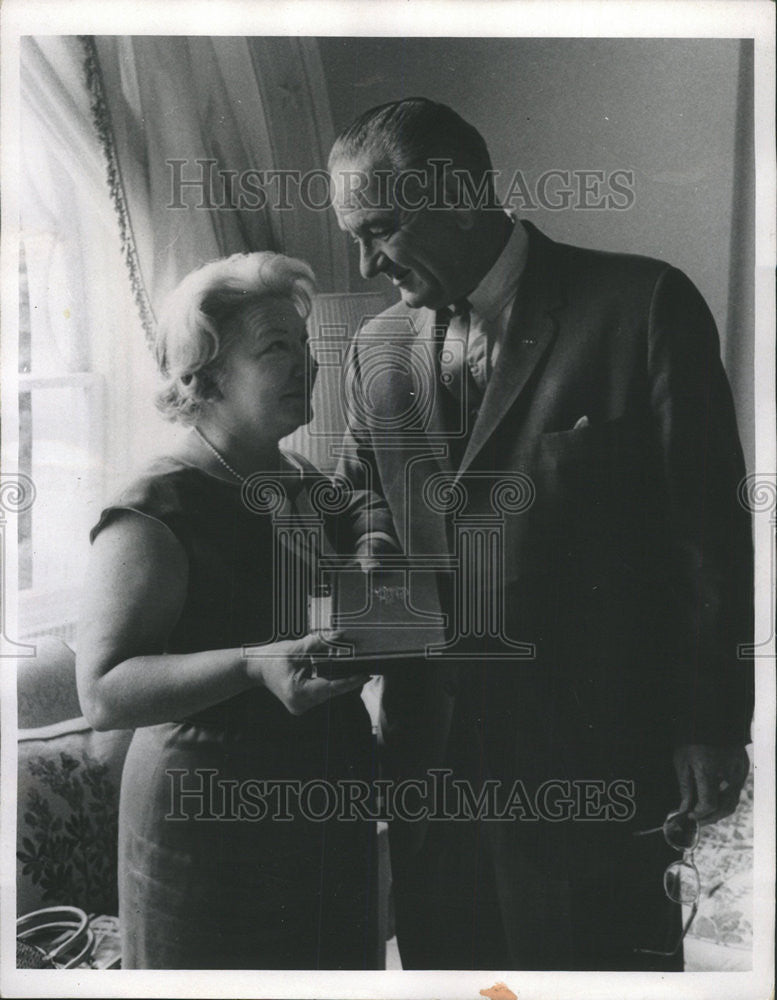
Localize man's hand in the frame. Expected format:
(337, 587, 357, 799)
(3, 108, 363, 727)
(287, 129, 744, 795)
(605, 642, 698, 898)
(356, 555, 382, 573)
(673, 744, 749, 826)
(354, 531, 401, 573)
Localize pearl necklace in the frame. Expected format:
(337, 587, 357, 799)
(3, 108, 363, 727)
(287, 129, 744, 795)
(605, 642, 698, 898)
(193, 427, 245, 483)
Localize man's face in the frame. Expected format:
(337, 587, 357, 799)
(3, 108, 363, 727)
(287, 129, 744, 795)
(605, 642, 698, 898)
(330, 154, 475, 311)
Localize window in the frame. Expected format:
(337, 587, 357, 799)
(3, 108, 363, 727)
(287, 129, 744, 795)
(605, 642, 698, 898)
(15, 36, 180, 641)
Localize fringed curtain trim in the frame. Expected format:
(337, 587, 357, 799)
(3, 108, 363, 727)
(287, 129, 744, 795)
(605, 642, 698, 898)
(80, 35, 156, 345)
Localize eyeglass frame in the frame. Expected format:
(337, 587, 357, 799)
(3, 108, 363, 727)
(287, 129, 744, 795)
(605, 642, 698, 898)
(632, 810, 702, 957)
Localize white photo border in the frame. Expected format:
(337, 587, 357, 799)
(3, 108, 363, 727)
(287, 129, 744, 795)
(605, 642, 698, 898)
(1, 2, 774, 998)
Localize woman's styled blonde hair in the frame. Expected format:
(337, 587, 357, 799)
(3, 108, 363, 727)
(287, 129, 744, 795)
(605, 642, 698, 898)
(154, 251, 316, 424)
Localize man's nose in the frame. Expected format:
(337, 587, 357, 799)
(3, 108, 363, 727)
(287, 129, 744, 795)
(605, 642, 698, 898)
(359, 241, 386, 280)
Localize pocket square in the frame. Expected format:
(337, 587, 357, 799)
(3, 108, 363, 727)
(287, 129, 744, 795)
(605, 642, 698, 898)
(573, 415, 590, 430)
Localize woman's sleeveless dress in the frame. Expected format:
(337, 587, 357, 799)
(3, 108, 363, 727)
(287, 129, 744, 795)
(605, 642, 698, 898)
(90, 456, 376, 969)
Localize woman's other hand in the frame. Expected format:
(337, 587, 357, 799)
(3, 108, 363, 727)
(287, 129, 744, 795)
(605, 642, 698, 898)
(246, 632, 369, 715)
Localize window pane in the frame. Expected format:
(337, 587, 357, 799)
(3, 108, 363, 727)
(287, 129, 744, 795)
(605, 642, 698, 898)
(25, 384, 100, 599)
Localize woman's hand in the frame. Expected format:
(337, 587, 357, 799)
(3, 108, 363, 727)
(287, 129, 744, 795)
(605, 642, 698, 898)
(247, 632, 369, 715)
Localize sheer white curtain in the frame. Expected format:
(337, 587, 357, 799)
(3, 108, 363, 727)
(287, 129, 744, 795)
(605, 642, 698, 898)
(18, 36, 181, 638)
(17, 35, 351, 637)
(87, 35, 348, 331)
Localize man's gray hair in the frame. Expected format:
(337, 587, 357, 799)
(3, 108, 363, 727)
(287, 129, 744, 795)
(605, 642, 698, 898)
(328, 97, 497, 209)
(154, 251, 315, 424)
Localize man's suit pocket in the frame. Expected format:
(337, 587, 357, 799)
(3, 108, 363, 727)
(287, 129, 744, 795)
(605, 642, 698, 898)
(503, 413, 653, 596)
(533, 415, 636, 466)
(522, 415, 646, 539)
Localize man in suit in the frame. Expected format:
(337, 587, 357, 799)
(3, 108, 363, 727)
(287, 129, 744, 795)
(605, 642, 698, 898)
(328, 98, 753, 970)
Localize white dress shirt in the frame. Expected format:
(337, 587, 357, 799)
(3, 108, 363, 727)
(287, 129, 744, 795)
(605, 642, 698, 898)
(462, 214, 529, 389)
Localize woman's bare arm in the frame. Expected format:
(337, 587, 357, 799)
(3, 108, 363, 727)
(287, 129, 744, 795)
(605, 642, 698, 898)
(77, 511, 367, 730)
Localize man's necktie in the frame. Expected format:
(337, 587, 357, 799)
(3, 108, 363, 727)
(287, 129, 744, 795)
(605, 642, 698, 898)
(439, 299, 486, 408)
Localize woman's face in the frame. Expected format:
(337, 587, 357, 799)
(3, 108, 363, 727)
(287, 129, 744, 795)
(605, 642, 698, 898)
(210, 295, 317, 445)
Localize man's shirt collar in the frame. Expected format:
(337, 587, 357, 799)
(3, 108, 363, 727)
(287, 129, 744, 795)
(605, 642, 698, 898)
(466, 214, 528, 321)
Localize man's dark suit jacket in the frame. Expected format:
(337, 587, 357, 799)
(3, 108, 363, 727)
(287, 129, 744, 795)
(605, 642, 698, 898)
(338, 221, 753, 954)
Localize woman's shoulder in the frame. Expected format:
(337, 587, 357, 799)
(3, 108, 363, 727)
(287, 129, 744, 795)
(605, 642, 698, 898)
(89, 455, 230, 545)
(108, 454, 216, 511)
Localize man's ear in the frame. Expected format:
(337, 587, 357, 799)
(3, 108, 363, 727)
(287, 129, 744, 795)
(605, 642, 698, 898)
(436, 171, 477, 231)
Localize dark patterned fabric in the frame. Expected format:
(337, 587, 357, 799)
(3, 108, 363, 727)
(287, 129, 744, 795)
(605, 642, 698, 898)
(18, 750, 119, 914)
(17, 722, 132, 917)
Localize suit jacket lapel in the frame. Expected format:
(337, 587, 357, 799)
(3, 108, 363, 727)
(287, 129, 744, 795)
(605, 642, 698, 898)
(457, 223, 565, 476)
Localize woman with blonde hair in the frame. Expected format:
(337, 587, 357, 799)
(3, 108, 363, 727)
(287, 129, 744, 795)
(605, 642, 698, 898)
(77, 251, 393, 968)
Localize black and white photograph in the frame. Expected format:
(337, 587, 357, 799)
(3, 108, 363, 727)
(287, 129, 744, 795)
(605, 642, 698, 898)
(1, 2, 774, 998)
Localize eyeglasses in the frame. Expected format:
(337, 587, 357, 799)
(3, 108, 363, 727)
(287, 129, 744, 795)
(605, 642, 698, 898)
(633, 811, 701, 956)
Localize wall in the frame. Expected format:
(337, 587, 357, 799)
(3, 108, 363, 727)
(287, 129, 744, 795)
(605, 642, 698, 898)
(318, 37, 754, 467)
